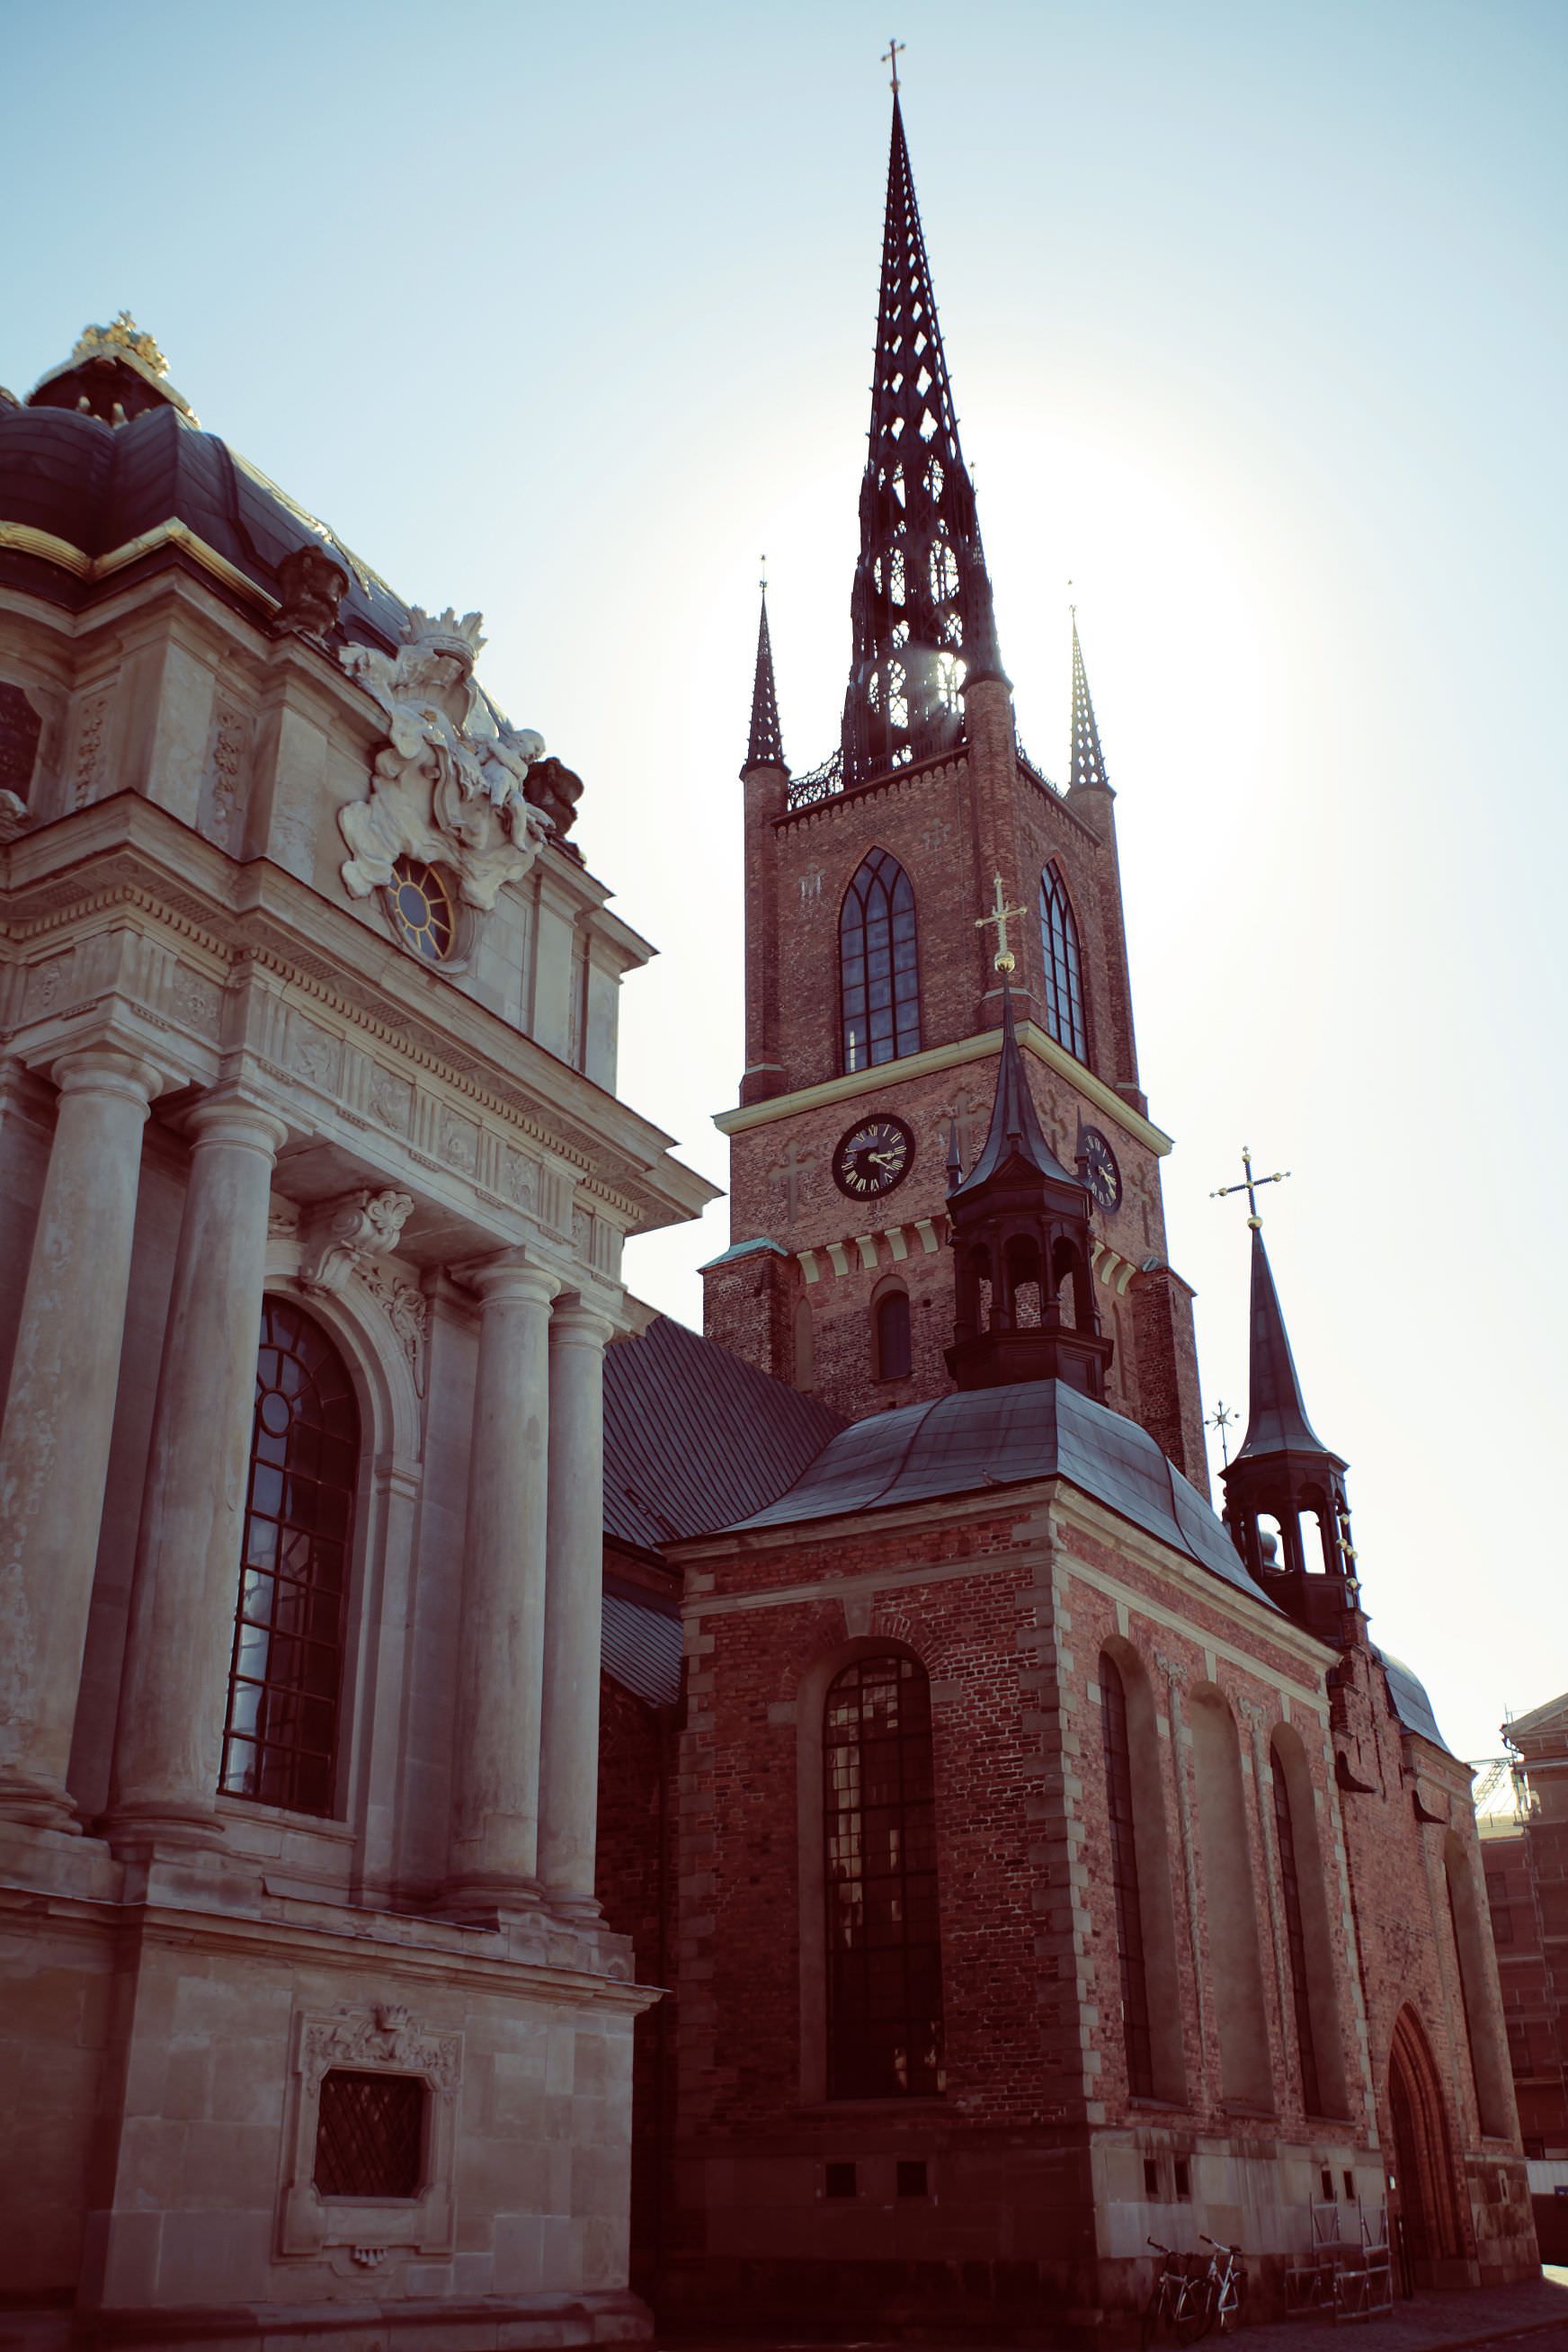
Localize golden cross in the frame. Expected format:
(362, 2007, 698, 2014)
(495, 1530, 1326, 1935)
(976, 871, 1025, 974)
(1210, 1145, 1290, 1231)
(883, 36, 905, 92)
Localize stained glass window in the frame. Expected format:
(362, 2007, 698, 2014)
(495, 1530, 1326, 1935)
(841, 851, 921, 1073)
(220, 1300, 360, 1816)
(1039, 862, 1088, 1064)
(1101, 1658, 1154, 2098)
(824, 1653, 944, 2098)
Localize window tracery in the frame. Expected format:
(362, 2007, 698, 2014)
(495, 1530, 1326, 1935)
(823, 1652, 944, 2097)
(841, 851, 920, 1073)
(1038, 861, 1087, 1064)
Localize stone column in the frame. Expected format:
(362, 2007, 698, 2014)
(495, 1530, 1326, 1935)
(539, 1297, 615, 1918)
(0, 1048, 163, 1831)
(446, 1260, 558, 1908)
(106, 1092, 287, 1852)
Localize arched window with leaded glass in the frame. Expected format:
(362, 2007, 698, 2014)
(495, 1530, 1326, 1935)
(220, 1300, 361, 1817)
(1039, 861, 1088, 1064)
(840, 850, 921, 1074)
(823, 1651, 944, 2098)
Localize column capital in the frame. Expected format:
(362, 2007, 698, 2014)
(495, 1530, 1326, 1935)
(50, 1046, 165, 1110)
(463, 1254, 561, 1310)
(183, 1089, 289, 1157)
(549, 1295, 617, 1350)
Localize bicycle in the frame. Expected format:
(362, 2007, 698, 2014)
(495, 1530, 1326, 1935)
(1193, 2234, 1246, 2338)
(1139, 2238, 1210, 2347)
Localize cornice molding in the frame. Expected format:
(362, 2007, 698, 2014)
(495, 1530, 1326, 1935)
(714, 1022, 1173, 1158)
(0, 516, 280, 611)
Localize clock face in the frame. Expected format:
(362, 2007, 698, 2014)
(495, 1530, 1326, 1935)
(832, 1114, 915, 1201)
(1078, 1126, 1123, 1214)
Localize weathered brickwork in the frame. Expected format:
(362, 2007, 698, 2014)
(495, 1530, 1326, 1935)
(713, 696, 1207, 1481)
(612, 1480, 1535, 2339)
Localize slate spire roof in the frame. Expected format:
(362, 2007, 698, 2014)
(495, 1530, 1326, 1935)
(1234, 1224, 1343, 1467)
(1068, 612, 1109, 792)
(742, 580, 785, 775)
(841, 95, 999, 784)
(949, 978, 1078, 1199)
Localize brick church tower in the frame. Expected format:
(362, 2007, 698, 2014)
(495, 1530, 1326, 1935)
(701, 94, 1206, 1484)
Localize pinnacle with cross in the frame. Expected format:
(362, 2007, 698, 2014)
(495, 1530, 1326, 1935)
(1211, 1145, 1290, 1230)
(882, 36, 905, 92)
(976, 873, 1025, 974)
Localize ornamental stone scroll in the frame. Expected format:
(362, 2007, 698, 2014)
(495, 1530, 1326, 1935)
(298, 1188, 414, 1297)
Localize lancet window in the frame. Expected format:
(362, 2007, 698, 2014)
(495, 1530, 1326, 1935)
(841, 850, 921, 1073)
(1271, 1747, 1323, 2114)
(1039, 861, 1088, 1064)
(220, 1300, 360, 1816)
(823, 1652, 944, 2098)
(1101, 1657, 1154, 2098)
(873, 1284, 913, 1381)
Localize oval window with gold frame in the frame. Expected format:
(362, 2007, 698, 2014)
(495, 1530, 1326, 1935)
(387, 857, 456, 964)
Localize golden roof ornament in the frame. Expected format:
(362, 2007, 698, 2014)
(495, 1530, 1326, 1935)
(72, 312, 168, 377)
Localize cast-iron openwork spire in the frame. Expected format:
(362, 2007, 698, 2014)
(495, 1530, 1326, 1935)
(742, 578, 785, 775)
(841, 94, 998, 785)
(1068, 611, 1109, 792)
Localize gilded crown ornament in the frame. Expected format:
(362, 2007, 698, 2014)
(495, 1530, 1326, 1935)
(71, 312, 168, 378)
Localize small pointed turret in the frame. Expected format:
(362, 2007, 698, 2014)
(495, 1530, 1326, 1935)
(1234, 1225, 1335, 1465)
(1221, 1223, 1359, 1635)
(945, 976, 1113, 1397)
(742, 580, 786, 777)
(1067, 612, 1109, 793)
(842, 95, 993, 784)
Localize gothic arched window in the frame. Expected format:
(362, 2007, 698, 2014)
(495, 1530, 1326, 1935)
(823, 1653, 944, 2097)
(873, 1284, 912, 1381)
(1101, 1657, 1154, 2098)
(220, 1299, 361, 1817)
(1039, 862, 1088, 1064)
(841, 850, 921, 1073)
(1271, 1742, 1323, 2116)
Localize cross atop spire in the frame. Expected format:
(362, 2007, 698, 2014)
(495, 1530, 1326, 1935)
(742, 570, 786, 776)
(841, 93, 998, 784)
(1068, 609, 1110, 793)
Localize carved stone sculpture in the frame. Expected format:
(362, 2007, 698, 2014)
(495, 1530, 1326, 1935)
(337, 608, 550, 918)
(523, 753, 584, 856)
(299, 1188, 414, 1297)
(275, 543, 349, 638)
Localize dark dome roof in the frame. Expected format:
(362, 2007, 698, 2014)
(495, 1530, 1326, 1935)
(727, 1376, 1276, 1609)
(0, 396, 408, 654)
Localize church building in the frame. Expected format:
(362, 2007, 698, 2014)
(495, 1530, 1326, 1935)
(0, 80, 1540, 2352)
(592, 91, 1539, 2339)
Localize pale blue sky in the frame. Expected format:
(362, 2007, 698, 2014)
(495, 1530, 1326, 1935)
(6, 0, 1564, 1760)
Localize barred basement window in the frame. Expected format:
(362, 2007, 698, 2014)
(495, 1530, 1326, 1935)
(1272, 1744, 1323, 2115)
(841, 850, 921, 1073)
(314, 2070, 425, 2198)
(824, 1652, 944, 2098)
(1038, 861, 1088, 1064)
(220, 1300, 361, 1816)
(1101, 1657, 1154, 2098)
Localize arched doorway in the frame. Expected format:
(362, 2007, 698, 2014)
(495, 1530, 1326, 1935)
(1388, 2007, 1465, 2285)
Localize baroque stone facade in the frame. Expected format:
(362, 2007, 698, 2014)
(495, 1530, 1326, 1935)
(0, 322, 714, 2348)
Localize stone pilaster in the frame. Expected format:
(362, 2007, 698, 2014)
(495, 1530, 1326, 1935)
(0, 1047, 163, 1831)
(539, 1297, 614, 1917)
(106, 1091, 288, 1853)
(446, 1258, 558, 1909)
